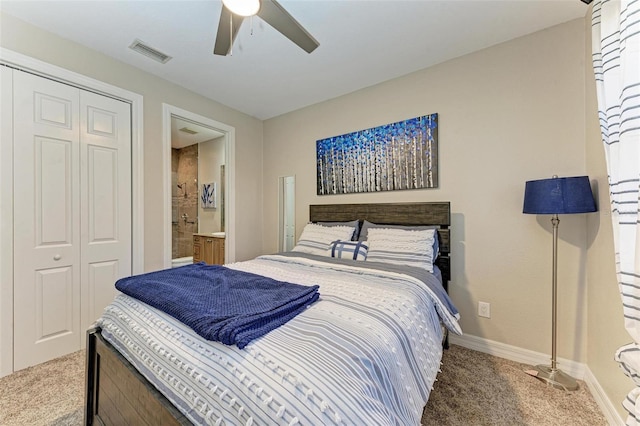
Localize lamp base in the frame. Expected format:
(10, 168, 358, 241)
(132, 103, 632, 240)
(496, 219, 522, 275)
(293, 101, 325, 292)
(529, 365, 579, 391)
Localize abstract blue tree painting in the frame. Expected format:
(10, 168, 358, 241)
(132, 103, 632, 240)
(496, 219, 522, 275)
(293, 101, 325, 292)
(316, 114, 438, 195)
(201, 182, 217, 208)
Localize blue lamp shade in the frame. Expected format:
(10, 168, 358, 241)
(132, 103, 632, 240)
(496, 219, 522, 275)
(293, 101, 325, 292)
(523, 176, 597, 214)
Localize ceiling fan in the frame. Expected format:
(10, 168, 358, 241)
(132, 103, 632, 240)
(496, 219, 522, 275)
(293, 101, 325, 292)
(214, 0, 319, 56)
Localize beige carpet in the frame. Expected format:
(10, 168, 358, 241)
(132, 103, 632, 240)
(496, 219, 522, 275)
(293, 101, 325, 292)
(0, 350, 84, 426)
(0, 345, 608, 425)
(423, 345, 608, 425)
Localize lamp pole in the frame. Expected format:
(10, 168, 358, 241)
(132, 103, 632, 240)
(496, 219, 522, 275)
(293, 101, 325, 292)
(551, 214, 559, 373)
(531, 212, 577, 391)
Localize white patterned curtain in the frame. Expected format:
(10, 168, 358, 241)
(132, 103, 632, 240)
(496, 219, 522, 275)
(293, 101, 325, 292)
(592, 0, 640, 423)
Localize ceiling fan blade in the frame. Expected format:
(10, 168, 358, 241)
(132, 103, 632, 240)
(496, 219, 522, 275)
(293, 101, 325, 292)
(214, 5, 245, 56)
(257, 0, 319, 54)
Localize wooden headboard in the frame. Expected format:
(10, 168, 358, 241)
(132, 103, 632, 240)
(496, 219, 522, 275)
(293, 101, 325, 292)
(309, 202, 451, 286)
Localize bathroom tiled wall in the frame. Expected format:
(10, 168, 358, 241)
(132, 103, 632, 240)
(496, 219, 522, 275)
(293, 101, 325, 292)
(172, 145, 199, 259)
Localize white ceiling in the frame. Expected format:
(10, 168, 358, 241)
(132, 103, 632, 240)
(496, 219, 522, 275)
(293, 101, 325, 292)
(1, 0, 589, 120)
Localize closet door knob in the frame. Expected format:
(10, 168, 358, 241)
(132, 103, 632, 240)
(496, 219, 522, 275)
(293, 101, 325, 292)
(53, 254, 62, 261)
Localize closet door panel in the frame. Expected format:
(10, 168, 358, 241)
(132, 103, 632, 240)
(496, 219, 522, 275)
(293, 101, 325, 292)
(88, 146, 118, 241)
(13, 71, 81, 370)
(35, 267, 74, 338)
(87, 260, 119, 324)
(36, 137, 73, 245)
(80, 91, 132, 335)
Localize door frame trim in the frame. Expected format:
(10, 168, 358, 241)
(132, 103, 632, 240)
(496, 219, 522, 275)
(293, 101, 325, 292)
(0, 48, 144, 377)
(162, 104, 236, 268)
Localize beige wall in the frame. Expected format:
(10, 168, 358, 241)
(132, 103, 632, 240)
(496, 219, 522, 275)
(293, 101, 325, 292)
(584, 12, 631, 419)
(264, 19, 589, 359)
(263, 17, 629, 415)
(0, 12, 264, 269)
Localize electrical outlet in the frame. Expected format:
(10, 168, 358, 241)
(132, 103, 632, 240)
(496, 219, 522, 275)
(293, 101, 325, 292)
(478, 301, 491, 318)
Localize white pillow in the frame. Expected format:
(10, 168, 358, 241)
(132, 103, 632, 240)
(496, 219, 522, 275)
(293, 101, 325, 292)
(292, 223, 356, 256)
(365, 227, 436, 272)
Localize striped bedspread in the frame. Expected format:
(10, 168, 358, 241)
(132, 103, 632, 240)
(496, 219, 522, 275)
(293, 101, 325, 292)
(98, 254, 461, 425)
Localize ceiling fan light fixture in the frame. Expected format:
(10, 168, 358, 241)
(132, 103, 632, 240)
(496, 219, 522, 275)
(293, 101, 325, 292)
(222, 0, 260, 17)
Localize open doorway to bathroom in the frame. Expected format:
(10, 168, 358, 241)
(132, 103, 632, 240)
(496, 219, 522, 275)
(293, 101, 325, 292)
(171, 118, 226, 267)
(163, 105, 236, 269)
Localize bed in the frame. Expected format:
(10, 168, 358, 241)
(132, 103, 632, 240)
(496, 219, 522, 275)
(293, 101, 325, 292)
(84, 202, 459, 425)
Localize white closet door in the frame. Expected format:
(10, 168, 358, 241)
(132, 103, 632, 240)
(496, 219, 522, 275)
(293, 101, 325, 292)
(13, 71, 82, 369)
(12, 70, 132, 370)
(80, 91, 131, 338)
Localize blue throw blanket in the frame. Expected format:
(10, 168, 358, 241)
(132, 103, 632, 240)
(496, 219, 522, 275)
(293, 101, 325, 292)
(115, 262, 320, 348)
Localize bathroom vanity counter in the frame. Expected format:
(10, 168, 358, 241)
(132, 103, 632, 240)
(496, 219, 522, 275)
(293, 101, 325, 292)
(193, 233, 225, 265)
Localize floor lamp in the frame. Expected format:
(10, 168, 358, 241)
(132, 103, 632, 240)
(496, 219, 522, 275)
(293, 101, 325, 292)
(522, 175, 597, 391)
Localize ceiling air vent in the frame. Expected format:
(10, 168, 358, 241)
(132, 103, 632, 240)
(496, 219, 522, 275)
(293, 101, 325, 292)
(179, 127, 198, 135)
(129, 39, 172, 64)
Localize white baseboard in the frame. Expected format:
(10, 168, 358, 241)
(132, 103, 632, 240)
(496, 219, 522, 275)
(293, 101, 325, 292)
(583, 367, 626, 426)
(449, 333, 624, 425)
(448, 333, 585, 378)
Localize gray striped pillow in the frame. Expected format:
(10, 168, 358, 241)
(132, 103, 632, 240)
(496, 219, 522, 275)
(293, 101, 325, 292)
(291, 223, 356, 256)
(366, 227, 436, 272)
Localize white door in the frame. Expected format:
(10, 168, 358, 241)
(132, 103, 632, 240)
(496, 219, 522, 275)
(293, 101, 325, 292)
(79, 90, 131, 340)
(13, 71, 82, 370)
(12, 71, 131, 370)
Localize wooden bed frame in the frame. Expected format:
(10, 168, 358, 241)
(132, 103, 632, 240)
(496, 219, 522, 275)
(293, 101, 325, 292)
(85, 202, 451, 425)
